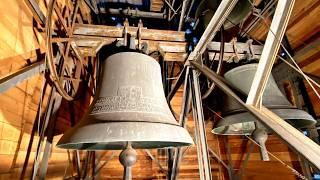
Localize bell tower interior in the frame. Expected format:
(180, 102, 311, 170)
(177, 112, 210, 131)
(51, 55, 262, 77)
(0, 0, 320, 179)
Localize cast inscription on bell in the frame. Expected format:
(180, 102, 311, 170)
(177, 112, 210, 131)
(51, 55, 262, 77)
(91, 86, 167, 115)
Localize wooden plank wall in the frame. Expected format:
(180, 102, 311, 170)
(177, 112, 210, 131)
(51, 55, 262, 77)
(249, 0, 320, 76)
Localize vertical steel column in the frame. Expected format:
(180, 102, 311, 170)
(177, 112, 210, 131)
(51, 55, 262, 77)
(187, 0, 238, 61)
(38, 92, 62, 179)
(167, 0, 238, 103)
(31, 87, 57, 180)
(170, 67, 192, 180)
(178, 0, 188, 31)
(190, 69, 212, 180)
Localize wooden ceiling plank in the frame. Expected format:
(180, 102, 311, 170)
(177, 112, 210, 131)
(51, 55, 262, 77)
(287, 0, 320, 30)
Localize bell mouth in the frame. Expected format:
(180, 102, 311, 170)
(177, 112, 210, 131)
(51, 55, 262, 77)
(212, 108, 316, 135)
(57, 122, 193, 150)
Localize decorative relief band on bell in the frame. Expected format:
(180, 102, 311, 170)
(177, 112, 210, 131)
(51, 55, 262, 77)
(91, 86, 168, 115)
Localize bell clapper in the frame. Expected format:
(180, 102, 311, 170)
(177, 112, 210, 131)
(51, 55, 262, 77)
(119, 142, 137, 180)
(253, 128, 270, 161)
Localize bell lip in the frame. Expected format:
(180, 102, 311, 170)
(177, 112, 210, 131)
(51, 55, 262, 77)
(212, 108, 316, 135)
(57, 122, 194, 150)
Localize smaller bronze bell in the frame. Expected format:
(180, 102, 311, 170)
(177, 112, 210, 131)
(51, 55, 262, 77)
(57, 52, 193, 150)
(195, 0, 252, 29)
(212, 63, 316, 135)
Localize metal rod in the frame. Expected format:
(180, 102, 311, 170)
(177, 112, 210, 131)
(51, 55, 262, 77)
(24, 0, 46, 25)
(85, 152, 115, 180)
(187, 0, 238, 61)
(185, 0, 195, 19)
(240, 0, 277, 37)
(99, 8, 167, 19)
(124, 167, 131, 180)
(167, 66, 186, 102)
(170, 67, 192, 180)
(190, 60, 320, 170)
(31, 88, 57, 180)
(208, 148, 228, 170)
(38, 93, 62, 179)
(223, 137, 234, 179)
(246, 0, 296, 106)
(190, 69, 212, 180)
(144, 150, 167, 173)
(237, 141, 255, 177)
(0, 61, 45, 93)
(178, 0, 188, 31)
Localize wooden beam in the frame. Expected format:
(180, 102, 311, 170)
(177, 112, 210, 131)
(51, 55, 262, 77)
(163, 53, 187, 62)
(246, 0, 295, 106)
(207, 41, 263, 54)
(208, 52, 261, 62)
(73, 24, 185, 42)
(294, 37, 320, 65)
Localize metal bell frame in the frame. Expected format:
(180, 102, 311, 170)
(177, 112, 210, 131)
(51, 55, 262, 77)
(167, 0, 320, 179)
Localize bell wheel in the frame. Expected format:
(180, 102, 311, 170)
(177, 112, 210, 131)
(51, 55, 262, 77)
(45, 0, 95, 100)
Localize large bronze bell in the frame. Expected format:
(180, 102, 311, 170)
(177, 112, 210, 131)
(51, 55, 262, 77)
(57, 52, 193, 150)
(195, 0, 252, 29)
(212, 63, 316, 135)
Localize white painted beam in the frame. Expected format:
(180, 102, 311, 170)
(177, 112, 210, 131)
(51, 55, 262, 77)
(246, 0, 295, 106)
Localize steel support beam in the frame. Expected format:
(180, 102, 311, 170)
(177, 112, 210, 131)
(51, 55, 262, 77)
(0, 61, 45, 93)
(240, 0, 277, 38)
(167, 66, 186, 102)
(144, 150, 167, 173)
(85, 151, 115, 180)
(168, 0, 238, 102)
(246, 0, 295, 106)
(178, 0, 188, 31)
(223, 137, 234, 180)
(170, 67, 192, 180)
(190, 60, 320, 170)
(38, 93, 62, 179)
(25, 0, 46, 25)
(190, 69, 212, 180)
(99, 8, 167, 19)
(236, 141, 255, 178)
(187, 0, 238, 61)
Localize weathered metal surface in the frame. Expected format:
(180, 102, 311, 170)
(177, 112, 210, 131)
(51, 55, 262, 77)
(188, 0, 238, 61)
(212, 63, 316, 135)
(58, 52, 193, 150)
(46, 0, 83, 101)
(196, 0, 251, 30)
(190, 60, 320, 170)
(25, 0, 46, 25)
(0, 61, 45, 93)
(190, 69, 212, 180)
(99, 8, 166, 19)
(170, 67, 191, 180)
